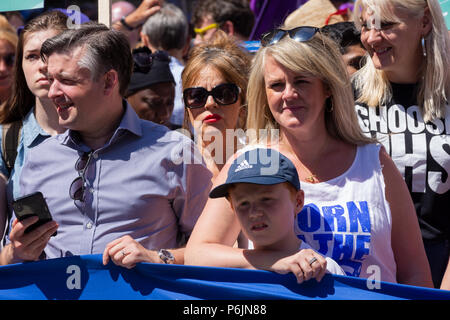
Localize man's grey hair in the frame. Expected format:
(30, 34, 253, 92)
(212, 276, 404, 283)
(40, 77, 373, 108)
(41, 22, 133, 96)
(142, 3, 189, 50)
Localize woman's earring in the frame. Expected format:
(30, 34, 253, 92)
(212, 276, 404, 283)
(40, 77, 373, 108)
(421, 36, 427, 57)
(325, 97, 334, 112)
(237, 104, 247, 129)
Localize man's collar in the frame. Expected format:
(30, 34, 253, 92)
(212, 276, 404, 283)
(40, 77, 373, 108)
(60, 100, 142, 150)
(115, 99, 142, 137)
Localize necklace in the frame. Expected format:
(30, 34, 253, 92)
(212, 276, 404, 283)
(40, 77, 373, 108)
(277, 140, 323, 184)
(297, 161, 320, 183)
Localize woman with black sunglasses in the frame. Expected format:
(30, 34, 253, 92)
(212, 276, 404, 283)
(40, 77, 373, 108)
(181, 30, 251, 181)
(185, 25, 433, 287)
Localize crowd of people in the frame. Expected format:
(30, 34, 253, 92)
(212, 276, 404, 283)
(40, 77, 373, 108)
(0, 0, 449, 293)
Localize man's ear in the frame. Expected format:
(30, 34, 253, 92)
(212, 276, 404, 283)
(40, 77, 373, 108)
(140, 33, 158, 52)
(294, 189, 305, 215)
(221, 20, 235, 36)
(141, 32, 150, 48)
(103, 69, 119, 95)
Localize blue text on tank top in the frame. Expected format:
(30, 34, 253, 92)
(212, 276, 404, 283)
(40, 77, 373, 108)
(297, 201, 371, 277)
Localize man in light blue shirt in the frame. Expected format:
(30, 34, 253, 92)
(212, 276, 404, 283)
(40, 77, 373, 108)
(0, 23, 211, 267)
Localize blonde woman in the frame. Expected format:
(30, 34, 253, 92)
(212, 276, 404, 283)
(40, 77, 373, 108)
(352, 0, 450, 288)
(185, 26, 433, 287)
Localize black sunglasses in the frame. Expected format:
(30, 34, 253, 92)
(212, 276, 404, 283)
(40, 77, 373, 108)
(132, 46, 153, 73)
(132, 47, 172, 74)
(183, 83, 241, 109)
(69, 151, 94, 202)
(261, 26, 319, 47)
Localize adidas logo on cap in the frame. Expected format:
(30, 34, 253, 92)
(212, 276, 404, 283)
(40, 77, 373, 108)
(234, 160, 252, 172)
(208, 148, 301, 199)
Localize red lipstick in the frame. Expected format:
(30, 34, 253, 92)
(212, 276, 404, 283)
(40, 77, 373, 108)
(203, 114, 222, 123)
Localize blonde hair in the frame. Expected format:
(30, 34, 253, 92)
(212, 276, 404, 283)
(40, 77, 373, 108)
(0, 14, 14, 30)
(0, 15, 18, 48)
(247, 31, 373, 145)
(181, 30, 252, 131)
(353, 0, 450, 122)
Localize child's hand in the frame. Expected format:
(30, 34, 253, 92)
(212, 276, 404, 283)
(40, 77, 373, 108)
(271, 249, 327, 284)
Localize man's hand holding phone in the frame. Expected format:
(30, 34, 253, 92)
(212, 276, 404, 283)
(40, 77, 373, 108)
(0, 192, 58, 265)
(3, 216, 58, 264)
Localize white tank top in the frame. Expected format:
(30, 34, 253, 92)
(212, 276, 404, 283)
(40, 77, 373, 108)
(294, 143, 397, 283)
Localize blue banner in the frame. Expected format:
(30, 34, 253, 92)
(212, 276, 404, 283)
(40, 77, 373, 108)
(0, 254, 449, 300)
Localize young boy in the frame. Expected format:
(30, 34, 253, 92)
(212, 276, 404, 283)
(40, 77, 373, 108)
(209, 147, 345, 283)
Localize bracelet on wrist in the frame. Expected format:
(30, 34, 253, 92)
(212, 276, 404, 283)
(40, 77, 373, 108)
(120, 16, 135, 31)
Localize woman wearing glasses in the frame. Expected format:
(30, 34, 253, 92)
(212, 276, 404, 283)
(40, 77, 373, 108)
(181, 31, 251, 180)
(352, 0, 450, 289)
(185, 25, 433, 287)
(190, 0, 254, 46)
(0, 11, 68, 247)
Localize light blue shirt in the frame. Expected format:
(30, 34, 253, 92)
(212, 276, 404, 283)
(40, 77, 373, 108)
(0, 108, 52, 202)
(9, 103, 212, 259)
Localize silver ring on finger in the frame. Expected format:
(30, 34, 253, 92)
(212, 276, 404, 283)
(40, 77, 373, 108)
(308, 257, 318, 266)
(121, 250, 126, 257)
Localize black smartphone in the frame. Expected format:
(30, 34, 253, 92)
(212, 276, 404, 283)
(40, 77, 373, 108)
(12, 192, 56, 236)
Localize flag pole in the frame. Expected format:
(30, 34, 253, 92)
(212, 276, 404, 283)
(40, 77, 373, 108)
(98, 0, 111, 28)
